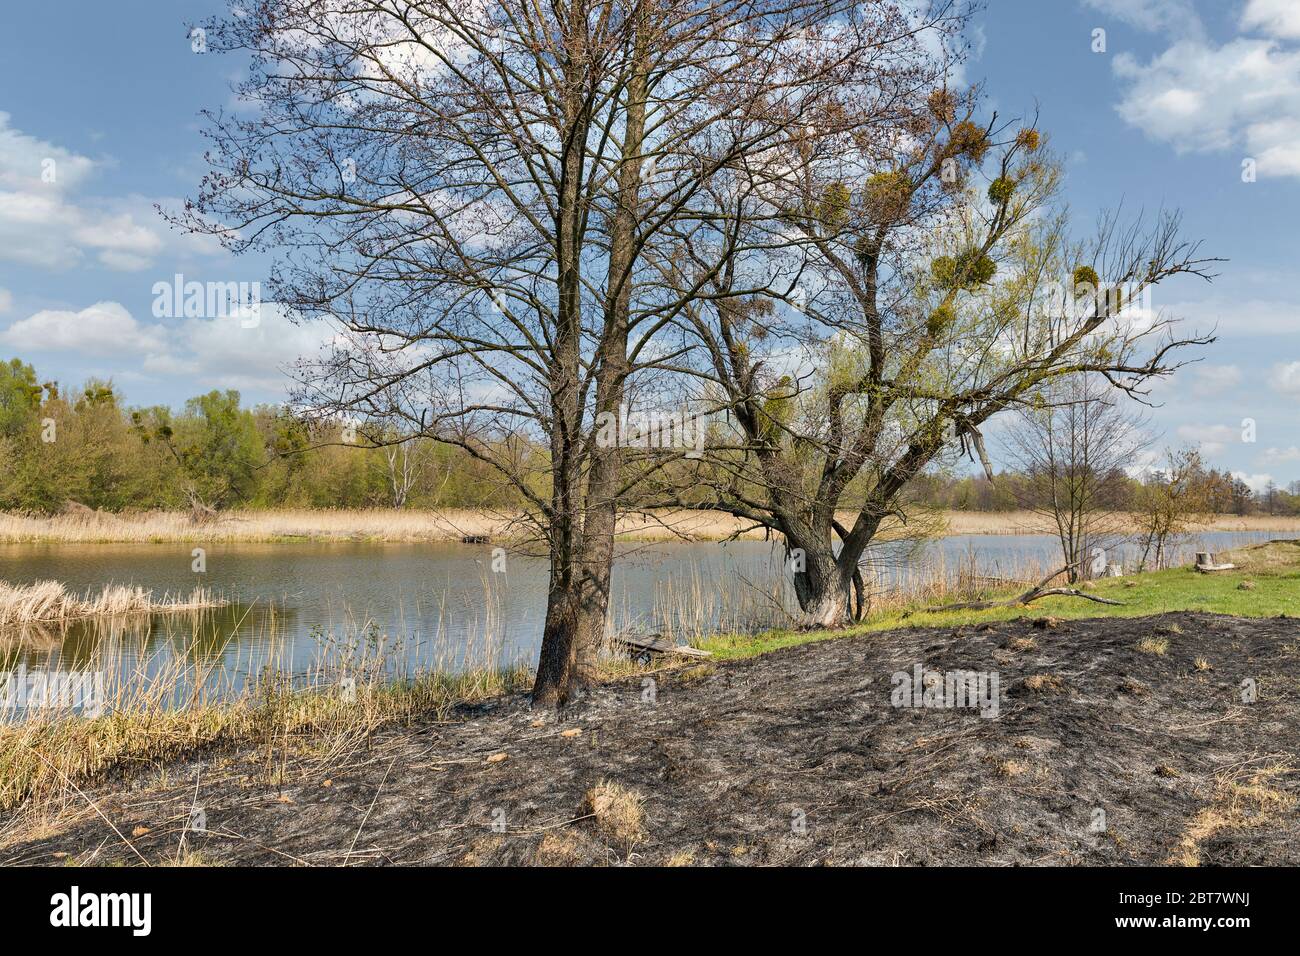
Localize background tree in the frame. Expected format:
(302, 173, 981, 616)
(134, 390, 263, 513)
(1002, 373, 1146, 581)
(1132, 446, 1210, 571)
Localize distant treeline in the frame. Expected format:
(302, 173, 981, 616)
(2, 356, 1297, 516)
(904, 469, 1298, 517)
(0, 357, 521, 513)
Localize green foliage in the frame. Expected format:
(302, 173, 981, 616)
(0, 358, 41, 439)
(987, 176, 1015, 205)
(926, 304, 956, 338)
(1015, 128, 1041, 151)
(817, 182, 852, 229)
(864, 170, 911, 222)
(759, 375, 796, 443)
(173, 390, 264, 507)
(1072, 265, 1100, 296)
(932, 248, 997, 290)
(946, 121, 989, 163)
(0, 356, 528, 514)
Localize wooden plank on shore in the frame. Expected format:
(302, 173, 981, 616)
(612, 632, 712, 659)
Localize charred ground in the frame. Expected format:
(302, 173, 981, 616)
(3, 611, 1297, 866)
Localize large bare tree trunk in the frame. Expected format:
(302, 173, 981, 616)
(532, 12, 593, 706)
(533, 544, 583, 707)
(573, 15, 651, 679)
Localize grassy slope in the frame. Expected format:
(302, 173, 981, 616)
(700, 539, 1300, 660)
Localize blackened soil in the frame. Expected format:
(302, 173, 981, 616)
(5, 612, 1298, 866)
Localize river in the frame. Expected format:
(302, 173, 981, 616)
(0, 530, 1289, 709)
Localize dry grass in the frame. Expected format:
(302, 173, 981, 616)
(0, 508, 507, 544)
(1136, 637, 1170, 656)
(944, 511, 1300, 536)
(653, 545, 1064, 647)
(0, 580, 223, 629)
(0, 654, 532, 814)
(1168, 762, 1296, 866)
(0, 591, 668, 822)
(580, 781, 645, 849)
(1022, 674, 1066, 693)
(1119, 676, 1150, 696)
(8, 507, 1295, 545)
(532, 831, 587, 867)
(0, 507, 920, 545)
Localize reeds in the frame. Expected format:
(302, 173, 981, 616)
(3, 507, 1296, 545)
(0, 580, 224, 629)
(0, 604, 532, 817)
(939, 510, 1300, 536)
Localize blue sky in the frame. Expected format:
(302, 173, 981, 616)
(0, 0, 1298, 489)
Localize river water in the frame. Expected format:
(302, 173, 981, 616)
(0, 530, 1289, 709)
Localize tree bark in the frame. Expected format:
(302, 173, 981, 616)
(533, 573, 582, 707)
(572, 11, 651, 682)
(531, 9, 592, 706)
(791, 537, 858, 627)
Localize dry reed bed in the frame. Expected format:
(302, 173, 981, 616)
(7, 507, 1295, 545)
(0, 580, 224, 629)
(0, 507, 855, 544)
(942, 510, 1300, 535)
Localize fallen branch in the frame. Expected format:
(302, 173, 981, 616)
(926, 564, 1125, 612)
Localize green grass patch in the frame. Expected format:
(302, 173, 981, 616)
(698, 540, 1300, 661)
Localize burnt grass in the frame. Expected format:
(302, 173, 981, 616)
(5, 611, 1300, 866)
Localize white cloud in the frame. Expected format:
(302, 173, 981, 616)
(1, 301, 336, 398)
(1242, 0, 1300, 40)
(1261, 445, 1300, 464)
(1109, 36, 1300, 179)
(0, 287, 11, 315)
(1270, 360, 1300, 396)
(1166, 297, 1300, 336)
(1231, 470, 1276, 494)
(1083, 0, 1204, 38)
(0, 113, 217, 272)
(0, 302, 167, 355)
(0, 112, 95, 192)
(1191, 364, 1242, 389)
(144, 304, 338, 393)
(1176, 422, 1242, 456)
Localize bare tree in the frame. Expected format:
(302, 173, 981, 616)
(383, 438, 426, 509)
(172, 0, 946, 703)
(1003, 374, 1146, 582)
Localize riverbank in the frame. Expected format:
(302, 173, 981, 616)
(1, 541, 1296, 865)
(3, 507, 1298, 544)
(4, 608, 1296, 866)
